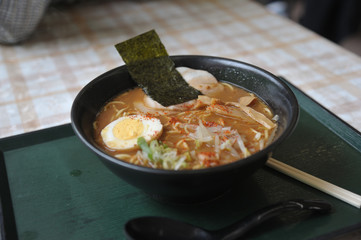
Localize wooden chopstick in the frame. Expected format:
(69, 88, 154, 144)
(266, 157, 361, 209)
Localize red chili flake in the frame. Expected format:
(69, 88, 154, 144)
(221, 136, 229, 141)
(203, 160, 211, 167)
(185, 104, 194, 110)
(143, 113, 156, 119)
(202, 120, 219, 128)
(217, 104, 230, 113)
(223, 130, 231, 135)
(169, 117, 178, 124)
(198, 151, 219, 167)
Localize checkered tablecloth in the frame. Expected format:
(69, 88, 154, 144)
(1, 0, 361, 138)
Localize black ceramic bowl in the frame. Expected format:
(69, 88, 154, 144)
(71, 55, 299, 203)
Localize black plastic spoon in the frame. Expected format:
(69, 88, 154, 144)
(124, 199, 332, 240)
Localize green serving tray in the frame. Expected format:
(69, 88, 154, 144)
(1, 79, 361, 240)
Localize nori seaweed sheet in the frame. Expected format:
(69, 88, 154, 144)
(115, 30, 201, 106)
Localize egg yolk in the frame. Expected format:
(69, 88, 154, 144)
(112, 118, 144, 140)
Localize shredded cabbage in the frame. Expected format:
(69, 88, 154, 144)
(236, 134, 251, 157)
(187, 120, 251, 158)
(194, 120, 214, 142)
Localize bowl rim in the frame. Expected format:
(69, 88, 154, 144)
(71, 55, 299, 175)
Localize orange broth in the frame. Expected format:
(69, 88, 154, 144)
(94, 83, 277, 170)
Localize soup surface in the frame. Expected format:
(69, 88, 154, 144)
(94, 68, 277, 170)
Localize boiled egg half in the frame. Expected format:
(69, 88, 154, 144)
(101, 115, 163, 151)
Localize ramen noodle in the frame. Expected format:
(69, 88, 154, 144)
(94, 67, 277, 170)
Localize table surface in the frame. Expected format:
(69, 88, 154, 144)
(1, 0, 361, 138)
(1, 84, 361, 240)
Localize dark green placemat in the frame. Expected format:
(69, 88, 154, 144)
(1, 81, 360, 240)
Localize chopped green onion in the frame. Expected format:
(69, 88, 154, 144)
(137, 137, 188, 170)
(137, 137, 153, 160)
(195, 139, 202, 149)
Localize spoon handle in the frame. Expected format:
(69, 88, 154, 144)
(218, 199, 332, 240)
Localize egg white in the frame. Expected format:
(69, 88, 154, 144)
(101, 115, 163, 151)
